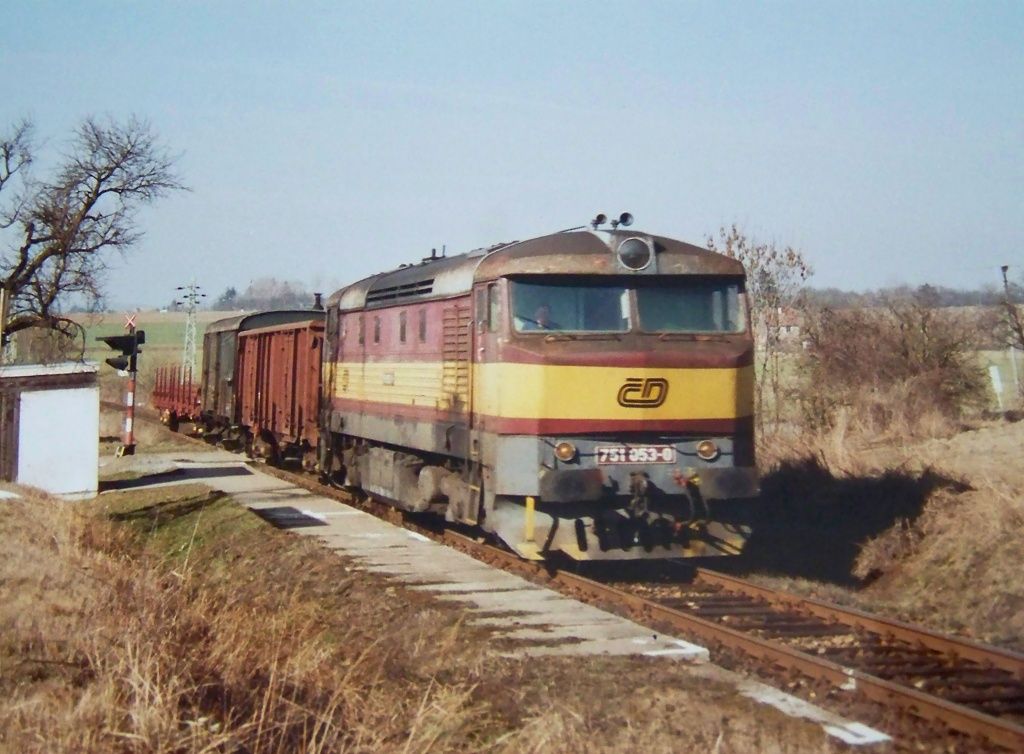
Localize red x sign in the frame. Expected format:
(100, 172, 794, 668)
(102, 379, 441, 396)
(124, 313, 137, 330)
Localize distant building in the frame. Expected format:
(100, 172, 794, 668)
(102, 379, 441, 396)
(778, 307, 804, 340)
(754, 306, 805, 346)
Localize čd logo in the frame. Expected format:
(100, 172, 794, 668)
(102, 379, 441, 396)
(617, 377, 669, 408)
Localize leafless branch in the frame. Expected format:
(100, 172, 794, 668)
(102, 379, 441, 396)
(1, 117, 185, 346)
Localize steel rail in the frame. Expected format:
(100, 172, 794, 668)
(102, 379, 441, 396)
(555, 570, 1024, 751)
(694, 568, 1024, 677)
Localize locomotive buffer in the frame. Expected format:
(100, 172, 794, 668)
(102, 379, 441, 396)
(97, 320, 145, 457)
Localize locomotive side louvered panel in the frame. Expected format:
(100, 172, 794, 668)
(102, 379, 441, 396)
(441, 303, 471, 413)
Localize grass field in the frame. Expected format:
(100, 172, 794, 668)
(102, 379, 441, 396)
(75, 310, 235, 367)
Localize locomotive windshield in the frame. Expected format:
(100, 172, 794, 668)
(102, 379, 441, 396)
(635, 277, 745, 333)
(510, 277, 745, 334)
(511, 279, 630, 332)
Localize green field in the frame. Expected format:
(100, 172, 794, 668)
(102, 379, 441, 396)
(77, 310, 232, 368)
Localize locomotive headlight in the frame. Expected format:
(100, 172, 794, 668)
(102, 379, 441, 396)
(617, 237, 653, 271)
(696, 440, 719, 461)
(554, 441, 578, 462)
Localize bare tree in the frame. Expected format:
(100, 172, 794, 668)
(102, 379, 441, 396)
(0, 117, 184, 355)
(707, 224, 813, 430)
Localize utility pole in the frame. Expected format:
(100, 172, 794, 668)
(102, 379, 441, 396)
(174, 281, 205, 380)
(1001, 265, 1021, 396)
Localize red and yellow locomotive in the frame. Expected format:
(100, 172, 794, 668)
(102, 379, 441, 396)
(318, 221, 757, 559)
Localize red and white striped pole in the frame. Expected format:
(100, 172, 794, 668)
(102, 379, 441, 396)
(116, 323, 138, 457)
(122, 372, 136, 454)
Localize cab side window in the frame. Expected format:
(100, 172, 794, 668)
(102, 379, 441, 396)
(487, 283, 500, 333)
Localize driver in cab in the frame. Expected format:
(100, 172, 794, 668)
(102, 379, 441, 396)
(516, 303, 559, 331)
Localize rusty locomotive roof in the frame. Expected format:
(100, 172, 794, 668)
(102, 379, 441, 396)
(328, 230, 744, 312)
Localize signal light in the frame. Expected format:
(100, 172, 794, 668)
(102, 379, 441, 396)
(97, 330, 146, 373)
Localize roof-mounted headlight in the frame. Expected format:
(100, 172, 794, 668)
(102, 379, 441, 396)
(617, 237, 653, 271)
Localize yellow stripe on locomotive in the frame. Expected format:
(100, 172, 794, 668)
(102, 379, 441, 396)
(325, 359, 753, 424)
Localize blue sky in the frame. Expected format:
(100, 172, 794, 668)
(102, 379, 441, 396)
(3, 1, 1022, 307)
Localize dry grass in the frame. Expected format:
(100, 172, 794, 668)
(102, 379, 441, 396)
(752, 415, 1024, 652)
(98, 408, 200, 456)
(854, 483, 1024, 649)
(0, 483, 839, 754)
(0, 485, 497, 753)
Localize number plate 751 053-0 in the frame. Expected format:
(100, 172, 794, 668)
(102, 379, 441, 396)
(595, 445, 676, 465)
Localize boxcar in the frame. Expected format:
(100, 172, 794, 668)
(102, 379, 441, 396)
(237, 317, 324, 467)
(154, 310, 324, 452)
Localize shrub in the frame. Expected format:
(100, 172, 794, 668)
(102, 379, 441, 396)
(798, 289, 989, 436)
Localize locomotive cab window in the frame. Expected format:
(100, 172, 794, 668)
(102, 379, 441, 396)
(636, 277, 745, 333)
(373, 316, 381, 344)
(511, 278, 630, 333)
(399, 311, 407, 343)
(418, 308, 427, 342)
(487, 283, 500, 333)
(511, 276, 746, 334)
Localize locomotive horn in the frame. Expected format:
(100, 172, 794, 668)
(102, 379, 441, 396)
(591, 213, 607, 229)
(618, 212, 633, 227)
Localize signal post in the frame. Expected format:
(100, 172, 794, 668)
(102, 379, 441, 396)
(97, 316, 145, 457)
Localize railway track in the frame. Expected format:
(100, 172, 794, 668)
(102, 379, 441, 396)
(559, 569, 1024, 752)
(439, 528, 1024, 750)
(117, 407, 1024, 750)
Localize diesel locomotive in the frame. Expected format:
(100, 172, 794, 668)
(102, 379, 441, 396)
(317, 216, 757, 560)
(154, 216, 758, 560)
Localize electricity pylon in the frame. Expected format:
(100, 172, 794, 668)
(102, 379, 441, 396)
(174, 281, 206, 379)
